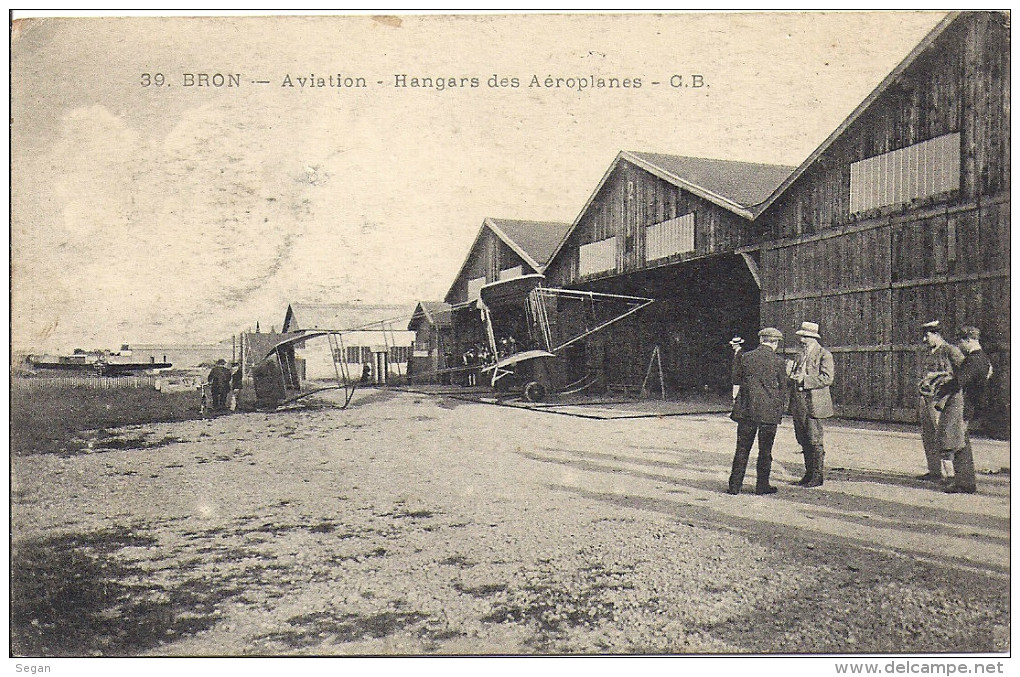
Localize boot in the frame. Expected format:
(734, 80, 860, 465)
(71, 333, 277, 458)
(804, 445, 824, 487)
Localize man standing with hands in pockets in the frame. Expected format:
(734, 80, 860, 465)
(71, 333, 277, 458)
(789, 321, 835, 487)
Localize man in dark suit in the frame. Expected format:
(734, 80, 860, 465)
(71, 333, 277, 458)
(728, 327, 788, 495)
(942, 325, 992, 494)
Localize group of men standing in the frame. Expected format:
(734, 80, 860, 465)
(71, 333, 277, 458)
(207, 358, 243, 412)
(726, 319, 990, 496)
(727, 322, 833, 495)
(917, 321, 991, 494)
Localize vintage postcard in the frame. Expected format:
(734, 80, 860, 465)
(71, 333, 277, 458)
(9, 10, 1010, 673)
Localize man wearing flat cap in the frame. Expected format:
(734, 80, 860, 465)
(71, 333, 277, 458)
(789, 321, 835, 487)
(939, 326, 992, 493)
(728, 327, 787, 496)
(917, 320, 965, 484)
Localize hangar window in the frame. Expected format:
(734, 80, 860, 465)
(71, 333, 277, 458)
(389, 345, 411, 363)
(498, 265, 523, 281)
(579, 237, 617, 276)
(467, 276, 487, 300)
(849, 132, 960, 214)
(645, 212, 695, 261)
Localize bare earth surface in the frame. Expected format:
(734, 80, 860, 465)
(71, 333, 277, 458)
(10, 388, 1010, 656)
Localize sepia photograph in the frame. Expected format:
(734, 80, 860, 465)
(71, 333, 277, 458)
(8, 9, 1011, 673)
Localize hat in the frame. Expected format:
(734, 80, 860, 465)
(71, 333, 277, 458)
(922, 320, 941, 333)
(758, 327, 783, 341)
(795, 321, 821, 339)
(729, 336, 745, 347)
(957, 325, 981, 341)
(216, 358, 227, 365)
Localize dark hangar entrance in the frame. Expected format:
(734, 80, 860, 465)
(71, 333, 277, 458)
(572, 253, 761, 397)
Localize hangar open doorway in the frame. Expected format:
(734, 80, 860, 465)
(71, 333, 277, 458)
(569, 253, 762, 397)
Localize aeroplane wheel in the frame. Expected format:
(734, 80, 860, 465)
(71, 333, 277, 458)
(523, 381, 546, 403)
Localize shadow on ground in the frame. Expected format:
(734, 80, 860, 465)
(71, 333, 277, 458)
(11, 526, 226, 656)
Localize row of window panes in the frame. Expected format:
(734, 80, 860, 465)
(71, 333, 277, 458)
(336, 347, 412, 363)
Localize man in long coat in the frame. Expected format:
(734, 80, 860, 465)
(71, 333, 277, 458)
(917, 320, 965, 483)
(941, 325, 992, 494)
(728, 327, 788, 496)
(789, 321, 835, 487)
(207, 359, 232, 410)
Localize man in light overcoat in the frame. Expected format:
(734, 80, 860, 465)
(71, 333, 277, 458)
(917, 320, 965, 484)
(789, 321, 835, 487)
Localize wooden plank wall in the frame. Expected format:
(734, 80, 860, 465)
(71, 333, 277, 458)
(761, 195, 1009, 425)
(546, 160, 752, 287)
(763, 12, 1008, 240)
(757, 13, 1009, 429)
(447, 229, 532, 305)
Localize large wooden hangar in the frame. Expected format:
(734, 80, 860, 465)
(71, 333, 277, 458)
(442, 11, 1008, 429)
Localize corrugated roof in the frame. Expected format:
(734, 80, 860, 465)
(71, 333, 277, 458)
(486, 218, 574, 268)
(283, 302, 413, 332)
(627, 152, 796, 211)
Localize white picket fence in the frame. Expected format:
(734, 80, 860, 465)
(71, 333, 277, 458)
(11, 375, 161, 391)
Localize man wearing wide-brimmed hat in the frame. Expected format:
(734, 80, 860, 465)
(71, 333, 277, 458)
(727, 327, 787, 496)
(789, 321, 835, 487)
(207, 358, 232, 410)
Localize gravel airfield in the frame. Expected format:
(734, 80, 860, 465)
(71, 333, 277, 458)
(10, 388, 1010, 656)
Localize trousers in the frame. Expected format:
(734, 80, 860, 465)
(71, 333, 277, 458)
(791, 390, 825, 480)
(729, 421, 777, 492)
(950, 428, 977, 491)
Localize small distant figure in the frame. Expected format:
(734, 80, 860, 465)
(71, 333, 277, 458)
(361, 362, 373, 384)
(729, 336, 745, 401)
(442, 350, 454, 385)
(207, 359, 232, 410)
(463, 347, 477, 386)
(228, 361, 243, 411)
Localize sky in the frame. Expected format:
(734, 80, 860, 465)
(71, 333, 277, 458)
(11, 11, 948, 351)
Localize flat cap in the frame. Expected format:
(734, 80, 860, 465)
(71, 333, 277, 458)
(922, 320, 941, 333)
(758, 327, 783, 341)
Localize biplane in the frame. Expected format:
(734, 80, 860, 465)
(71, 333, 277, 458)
(250, 330, 357, 409)
(478, 274, 654, 401)
(250, 316, 413, 409)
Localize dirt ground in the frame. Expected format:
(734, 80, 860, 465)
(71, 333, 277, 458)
(10, 388, 1010, 656)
